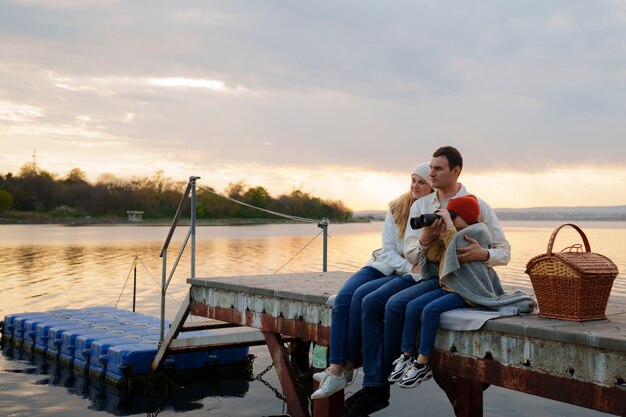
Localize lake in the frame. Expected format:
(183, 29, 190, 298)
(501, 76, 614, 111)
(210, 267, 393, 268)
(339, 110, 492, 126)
(0, 221, 623, 416)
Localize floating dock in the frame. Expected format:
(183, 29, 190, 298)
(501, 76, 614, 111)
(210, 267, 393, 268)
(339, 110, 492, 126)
(187, 271, 626, 417)
(2, 306, 251, 385)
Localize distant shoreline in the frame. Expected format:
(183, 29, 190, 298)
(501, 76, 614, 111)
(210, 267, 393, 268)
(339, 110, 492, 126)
(353, 206, 626, 223)
(0, 217, 317, 226)
(0, 213, 367, 226)
(2, 206, 626, 225)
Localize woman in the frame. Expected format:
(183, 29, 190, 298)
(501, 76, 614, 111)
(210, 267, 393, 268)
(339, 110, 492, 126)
(310, 162, 433, 399)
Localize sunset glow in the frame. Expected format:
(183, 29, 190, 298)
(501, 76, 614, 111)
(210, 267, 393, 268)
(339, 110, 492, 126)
(1, 2, 625, 212)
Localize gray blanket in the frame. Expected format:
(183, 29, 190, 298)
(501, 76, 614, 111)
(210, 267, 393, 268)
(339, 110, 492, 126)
(420, 223, 536, 313)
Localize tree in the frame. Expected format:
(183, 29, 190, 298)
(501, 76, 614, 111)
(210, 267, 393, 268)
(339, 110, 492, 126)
(244, 186, 271, 208)
(0, 189, 13, 212)
(64, 167, 89, 184)
(224, 181, 247, 217)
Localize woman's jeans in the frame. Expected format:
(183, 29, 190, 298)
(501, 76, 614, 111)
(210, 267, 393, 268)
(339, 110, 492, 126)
(400, 288, 470, 356)
(360, 275, 440, 386)
(329, 266, 394, 365)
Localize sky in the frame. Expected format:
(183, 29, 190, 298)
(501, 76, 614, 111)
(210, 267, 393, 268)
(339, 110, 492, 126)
(1, 1, 626, 211)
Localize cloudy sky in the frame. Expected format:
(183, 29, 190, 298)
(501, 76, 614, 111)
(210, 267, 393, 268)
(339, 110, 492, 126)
(1, 1, 625, 210)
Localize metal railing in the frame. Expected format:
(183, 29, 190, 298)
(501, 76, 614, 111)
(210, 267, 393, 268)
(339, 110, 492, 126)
(157, 176, 330, 342)
(159, 176, 200, 342)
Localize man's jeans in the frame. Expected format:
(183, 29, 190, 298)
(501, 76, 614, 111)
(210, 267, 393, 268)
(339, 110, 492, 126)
(401, 288, 469, 356)
(360, 275, 439, 386)
(329, 266, 392, 365)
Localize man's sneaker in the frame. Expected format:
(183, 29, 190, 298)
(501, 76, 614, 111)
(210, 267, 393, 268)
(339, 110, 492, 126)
(388, 354, 413, 383)
(344, 387, 365, 410)
(344, 385, 390, 417)
(398, 361, 432, 388)
(310, 374, 348, 399)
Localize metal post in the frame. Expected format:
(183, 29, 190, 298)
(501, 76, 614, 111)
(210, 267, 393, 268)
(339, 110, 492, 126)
(132, 258, 137, 312)
(318, 217, 329, 272)
(160, 251, 167, 342)
(190, 176, 200, 278)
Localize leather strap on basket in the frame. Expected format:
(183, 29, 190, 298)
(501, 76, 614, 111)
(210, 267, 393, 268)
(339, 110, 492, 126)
(547, 223, 591, 255)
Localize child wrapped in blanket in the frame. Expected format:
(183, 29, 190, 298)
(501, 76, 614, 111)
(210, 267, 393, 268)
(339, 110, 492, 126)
(388, 194, 535, 388)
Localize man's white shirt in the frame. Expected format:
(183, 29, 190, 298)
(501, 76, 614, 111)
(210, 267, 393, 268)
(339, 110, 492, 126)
(403, 184, 511, 268)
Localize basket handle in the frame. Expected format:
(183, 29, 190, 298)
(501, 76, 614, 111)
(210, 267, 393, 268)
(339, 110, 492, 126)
(547, 223, 591, 255)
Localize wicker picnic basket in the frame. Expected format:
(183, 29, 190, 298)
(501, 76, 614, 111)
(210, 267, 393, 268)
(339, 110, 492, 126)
(525, 223, 618, 322)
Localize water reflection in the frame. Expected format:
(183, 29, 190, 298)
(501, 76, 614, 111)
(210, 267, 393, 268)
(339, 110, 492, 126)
(1, 222, 623, 417)
(0, 222, 625, 320)
(1, 343, 251, 416)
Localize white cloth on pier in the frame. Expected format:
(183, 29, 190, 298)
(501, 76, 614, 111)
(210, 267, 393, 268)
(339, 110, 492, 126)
(437, 306, 521, 331)
(325, 296, 521, 331)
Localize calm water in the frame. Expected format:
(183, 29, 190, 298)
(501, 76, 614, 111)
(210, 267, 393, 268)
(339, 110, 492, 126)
(0, 221, 624, 416)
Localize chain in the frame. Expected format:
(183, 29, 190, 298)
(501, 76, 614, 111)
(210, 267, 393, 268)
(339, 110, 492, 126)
(140, 357, 287, 416)
(254, 363, 287, 402)
(143, 371, 179, 417)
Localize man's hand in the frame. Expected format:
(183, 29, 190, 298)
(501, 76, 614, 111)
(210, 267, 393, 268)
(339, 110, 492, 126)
(418, 218, 445, 247)
(456, 235, 490, 263)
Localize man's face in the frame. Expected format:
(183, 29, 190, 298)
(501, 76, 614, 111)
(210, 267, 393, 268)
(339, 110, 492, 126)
(429, 155, 459, 190)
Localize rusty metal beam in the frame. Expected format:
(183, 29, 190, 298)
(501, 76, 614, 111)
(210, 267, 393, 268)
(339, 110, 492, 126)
(432, 351, 626, 416)
(264, 331, 310, 417)
(191, 303, 330, 345)
(181, 320, 241, 331)
(455, 376, 484, 417)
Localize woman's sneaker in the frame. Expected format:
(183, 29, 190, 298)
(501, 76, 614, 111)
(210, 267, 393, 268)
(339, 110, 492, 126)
(313, 368, 356, 384)
(344, 368, 357, 384)
(388, 354, 413, 383)
(310, 374, 348, 399)
(313, 368, 331, 383)
(398, 361, 432, 388)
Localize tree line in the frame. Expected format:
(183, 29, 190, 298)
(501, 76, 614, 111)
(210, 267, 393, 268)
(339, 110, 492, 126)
(0, 163, 353, 222)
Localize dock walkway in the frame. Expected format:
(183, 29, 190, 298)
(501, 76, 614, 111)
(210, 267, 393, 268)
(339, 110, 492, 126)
(187, 272, 626, 417)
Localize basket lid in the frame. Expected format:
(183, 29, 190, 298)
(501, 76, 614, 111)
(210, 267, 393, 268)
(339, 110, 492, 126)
(525, 252, 618, 276)
(525, 223, 619, 277)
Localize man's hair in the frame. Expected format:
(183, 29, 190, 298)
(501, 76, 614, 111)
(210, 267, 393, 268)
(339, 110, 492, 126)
(433, 146, 463, 172)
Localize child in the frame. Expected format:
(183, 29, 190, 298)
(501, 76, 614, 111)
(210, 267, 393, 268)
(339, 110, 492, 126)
(387, 195, 533, 388)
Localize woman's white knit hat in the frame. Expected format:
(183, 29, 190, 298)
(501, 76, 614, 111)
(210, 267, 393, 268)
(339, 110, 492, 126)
(412, 162, 432, 185)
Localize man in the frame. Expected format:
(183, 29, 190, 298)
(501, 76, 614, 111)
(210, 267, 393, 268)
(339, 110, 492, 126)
(345, 146, 511, 416)
(403, 145, 510, 267)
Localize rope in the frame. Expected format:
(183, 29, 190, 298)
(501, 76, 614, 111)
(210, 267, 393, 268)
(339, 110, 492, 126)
(197, 185, 320, 224)
(115, 256, 137, 308)
(116, 255, 180, 309)
(135, 256, 181, 305)
(272, 231, 324, 274)
(197, 183, 331, 274)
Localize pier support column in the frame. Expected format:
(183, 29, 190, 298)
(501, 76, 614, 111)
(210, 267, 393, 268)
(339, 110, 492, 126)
(311, 377, 344, 417)
(264, 331, 310, 417)
(455, 376, 483, 417)
(310, 344, 344, 417)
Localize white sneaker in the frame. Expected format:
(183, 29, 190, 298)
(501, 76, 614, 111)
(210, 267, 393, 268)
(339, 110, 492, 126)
(313, 368, 331, 383)
(344, 368, 357, 384)
(398, 361, 432, 389)
(388, 354, 413, 383)
(313, 367, 357, 384)
(310, 374, 348, 399)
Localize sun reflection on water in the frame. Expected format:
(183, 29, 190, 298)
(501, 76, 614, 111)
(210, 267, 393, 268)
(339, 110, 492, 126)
(0, 222, 624, 320)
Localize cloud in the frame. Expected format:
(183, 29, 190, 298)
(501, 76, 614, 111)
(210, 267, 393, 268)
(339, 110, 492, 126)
(0, 102, 43, 121)
(1, 1, 626, 209)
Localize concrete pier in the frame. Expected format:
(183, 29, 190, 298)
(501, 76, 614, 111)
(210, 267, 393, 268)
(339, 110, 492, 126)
(188, 272, 626, 417)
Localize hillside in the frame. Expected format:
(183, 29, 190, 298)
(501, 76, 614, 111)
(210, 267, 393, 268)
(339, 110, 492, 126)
(353, 205, 626, 221)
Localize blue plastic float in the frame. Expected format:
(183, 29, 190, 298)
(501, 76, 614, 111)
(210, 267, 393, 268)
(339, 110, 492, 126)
(2, 307, 250, 386)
